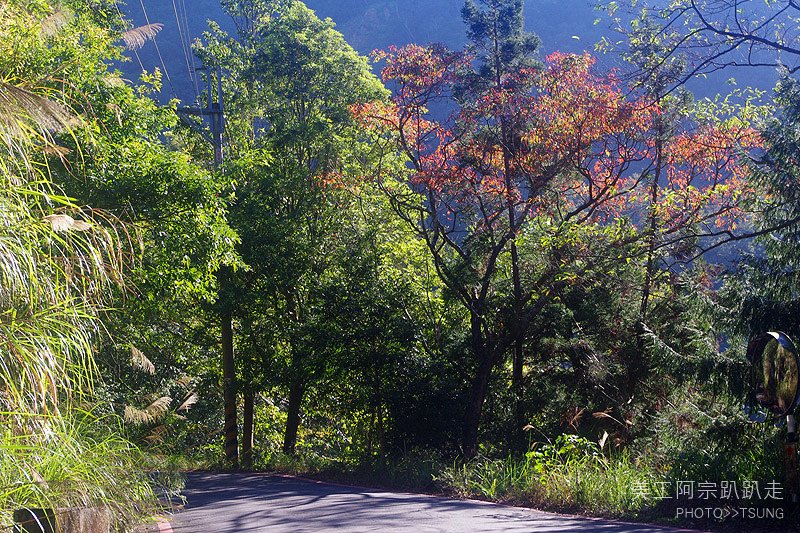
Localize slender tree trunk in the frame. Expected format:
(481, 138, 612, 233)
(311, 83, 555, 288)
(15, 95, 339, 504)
(463, 315, 495, 458)
(634, 120, 665, 394)
(501, 112, 526, 452)
(640, 132, 663, 320)
(221, 306, 239, 468)
(373, 364, 386, 461)
(241, 390, 255, 470)
(463, 353, 495, 458)
(511, 334, 525, 451)
(377, 401, 386, 461)
(508, 219, 525, 452)
(366, 409, 375, 458)
(282, 379, 304, 455)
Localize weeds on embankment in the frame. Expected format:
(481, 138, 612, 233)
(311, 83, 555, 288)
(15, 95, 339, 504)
(434, 435, 659, 516)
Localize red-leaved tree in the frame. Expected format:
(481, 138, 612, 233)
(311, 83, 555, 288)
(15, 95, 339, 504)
(352, 43, 759, 456)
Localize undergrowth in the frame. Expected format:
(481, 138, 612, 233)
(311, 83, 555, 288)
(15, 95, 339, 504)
(0, 410, 171, 531)
(435, 435, 661, 516)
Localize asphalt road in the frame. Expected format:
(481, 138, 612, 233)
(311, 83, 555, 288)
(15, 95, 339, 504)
(169, 472, 693, 532)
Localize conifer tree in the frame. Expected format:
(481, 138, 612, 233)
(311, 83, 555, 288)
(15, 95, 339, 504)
(460, 0, 541, 451)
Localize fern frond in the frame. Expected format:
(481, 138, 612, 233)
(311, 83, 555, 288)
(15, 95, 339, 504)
(130, 346, 155, 375)
(176, 392, 198, 412)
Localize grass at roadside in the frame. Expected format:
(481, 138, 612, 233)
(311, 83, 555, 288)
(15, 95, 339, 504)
(0, 410, 173, 532)
(248, 435, 661, 518)
(236, 435, 796, 532)
(158, 431, 798, 532)
(434, 436, 659, 516)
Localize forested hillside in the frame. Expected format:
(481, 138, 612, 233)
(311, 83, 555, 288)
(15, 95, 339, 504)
(123, 0, 773, 102)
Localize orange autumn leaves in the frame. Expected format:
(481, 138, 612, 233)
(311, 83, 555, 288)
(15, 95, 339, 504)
(658, 124, 759, 231)
(351, 44, 761, 235)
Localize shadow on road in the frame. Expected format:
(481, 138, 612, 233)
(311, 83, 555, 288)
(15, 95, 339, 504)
(170, 472, 690, 533)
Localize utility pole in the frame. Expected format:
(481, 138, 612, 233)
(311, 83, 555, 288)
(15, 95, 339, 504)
(177, 64, 239, 468)
(177, 65, 224, 167)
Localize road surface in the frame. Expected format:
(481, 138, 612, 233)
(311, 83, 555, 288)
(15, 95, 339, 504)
(169, 472, 693, 532)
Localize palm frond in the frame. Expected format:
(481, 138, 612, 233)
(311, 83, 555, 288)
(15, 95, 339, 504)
(176, 392, 198, 412)
(123, 405, 150, 425)
(123, 397, 171, 425)
(146, 396, 172, 418)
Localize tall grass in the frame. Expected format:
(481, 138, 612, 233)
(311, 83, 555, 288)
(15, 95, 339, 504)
(0, 411, 160, 530)
(435, 435, 662, 516)
(0, 5, 159, 529)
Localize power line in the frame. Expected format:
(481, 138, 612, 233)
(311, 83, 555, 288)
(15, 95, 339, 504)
(171, 0, 198, 102)
(112, 1, 147, 75)
(178, 0, 201, 102)
(137, 0, 177, 97)
(171, 0, 190, 76)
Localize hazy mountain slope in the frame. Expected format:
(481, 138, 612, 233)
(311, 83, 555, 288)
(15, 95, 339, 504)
(121, 1, 773, 104)
(122, 0, 607, 102)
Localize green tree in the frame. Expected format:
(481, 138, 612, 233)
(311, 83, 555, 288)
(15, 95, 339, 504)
(724, 76, 800, 340)
(197, 0, 402, 459)
(42, 24, 238, 466)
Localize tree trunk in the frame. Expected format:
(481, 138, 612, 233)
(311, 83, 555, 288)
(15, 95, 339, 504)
(374, 364, 386, 461)
(221, 307, 239, 468)
(463, 316, 495, 458)
(511, 337, 526, 451)
(282, 379, 304, 455)
(634, 120, 665, 393)
(463, 354, 495, 458)
(241, 390, 255, 470)
(377, 401, 386, 461)
(501, 96, 526, 453)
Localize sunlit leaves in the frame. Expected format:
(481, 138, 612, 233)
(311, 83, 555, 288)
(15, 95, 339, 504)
(658, 122, 761, 230)
(355, 43, 760, 249)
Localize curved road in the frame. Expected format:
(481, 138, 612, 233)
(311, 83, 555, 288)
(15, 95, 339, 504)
(168, 472, 695, 532)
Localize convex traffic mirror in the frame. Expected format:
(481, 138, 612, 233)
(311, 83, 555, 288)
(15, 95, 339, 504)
(746, 331, 800, 417)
